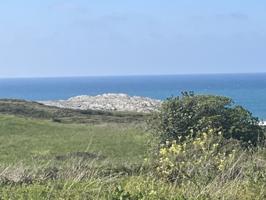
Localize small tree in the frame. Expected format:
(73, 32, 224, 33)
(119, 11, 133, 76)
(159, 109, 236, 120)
(150, 92, 264, 145)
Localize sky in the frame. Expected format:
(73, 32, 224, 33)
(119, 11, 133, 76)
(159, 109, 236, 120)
(0, 0, 265, 78)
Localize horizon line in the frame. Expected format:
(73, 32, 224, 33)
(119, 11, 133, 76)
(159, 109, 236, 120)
(0, 72, 266, 79)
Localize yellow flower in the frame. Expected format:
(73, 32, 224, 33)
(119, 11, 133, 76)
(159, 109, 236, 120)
(169, 144, 181, 154)
(159, 148, 167, 156)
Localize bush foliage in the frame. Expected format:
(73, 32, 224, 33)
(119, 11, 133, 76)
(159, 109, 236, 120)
(150, 92, 265, 145)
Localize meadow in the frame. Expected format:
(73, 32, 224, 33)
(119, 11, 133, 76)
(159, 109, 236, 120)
(0, 98, 265, 199)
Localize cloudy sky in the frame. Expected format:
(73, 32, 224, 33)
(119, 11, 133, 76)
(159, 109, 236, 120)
(0, 0, 265, 77)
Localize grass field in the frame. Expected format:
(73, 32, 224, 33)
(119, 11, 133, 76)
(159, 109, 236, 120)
(0, 115, 150, 165)
(0, 100, 265, 199)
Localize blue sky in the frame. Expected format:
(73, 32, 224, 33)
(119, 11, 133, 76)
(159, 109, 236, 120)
(0, 0, 265, 77)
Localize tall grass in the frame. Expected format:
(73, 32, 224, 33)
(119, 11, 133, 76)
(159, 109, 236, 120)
(0, 147, 265, 200)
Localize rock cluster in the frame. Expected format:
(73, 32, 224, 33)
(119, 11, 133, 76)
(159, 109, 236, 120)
(39, 93, 162, 113)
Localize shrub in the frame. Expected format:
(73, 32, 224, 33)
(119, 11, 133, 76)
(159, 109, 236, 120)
(154, 131, 266, 199)
(156, 128, 240, 184)
(150, 92, 264, 145)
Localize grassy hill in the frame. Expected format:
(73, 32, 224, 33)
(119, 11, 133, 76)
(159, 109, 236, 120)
(0, 101, 156, 199)
(0, 99, 265, 199)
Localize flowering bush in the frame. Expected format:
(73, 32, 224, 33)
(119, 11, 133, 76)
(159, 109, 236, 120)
(156, 128, 239, 184)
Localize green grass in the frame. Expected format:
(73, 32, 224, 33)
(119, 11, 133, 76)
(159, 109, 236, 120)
(0, 114, 150, 165)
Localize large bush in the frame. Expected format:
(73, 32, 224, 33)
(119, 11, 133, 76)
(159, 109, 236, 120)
(150, 92, 264, 145)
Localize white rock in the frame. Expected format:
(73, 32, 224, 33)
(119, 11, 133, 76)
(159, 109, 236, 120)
(39, 93, 162, 113)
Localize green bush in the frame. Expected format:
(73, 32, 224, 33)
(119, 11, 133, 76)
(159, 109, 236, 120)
(150, 92, 265, 145)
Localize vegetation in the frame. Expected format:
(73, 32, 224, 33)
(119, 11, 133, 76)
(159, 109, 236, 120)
(150, 92, 264, 145)
(0, 94, 265, 199)
(0, 115, 149, 165)
(0, 99, 147, 124)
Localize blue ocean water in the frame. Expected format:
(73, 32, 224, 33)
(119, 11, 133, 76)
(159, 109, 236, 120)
(0, 74, 266, 120)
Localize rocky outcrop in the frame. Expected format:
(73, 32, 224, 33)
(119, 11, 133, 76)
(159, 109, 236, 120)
(39, 93, 162, 113)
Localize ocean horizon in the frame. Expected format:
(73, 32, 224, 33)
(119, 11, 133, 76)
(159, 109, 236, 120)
(0, 73, 266, 120)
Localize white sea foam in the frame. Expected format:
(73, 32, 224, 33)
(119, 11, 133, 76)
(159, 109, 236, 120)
(259, 121, 266, 126)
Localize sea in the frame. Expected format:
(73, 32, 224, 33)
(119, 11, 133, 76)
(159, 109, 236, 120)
(0, 73, 266, 120)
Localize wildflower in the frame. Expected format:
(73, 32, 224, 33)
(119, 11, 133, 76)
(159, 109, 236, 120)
(169, 144, 181, 154)
(159, 148, 167, 156)
(169, 146, 177, 153)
